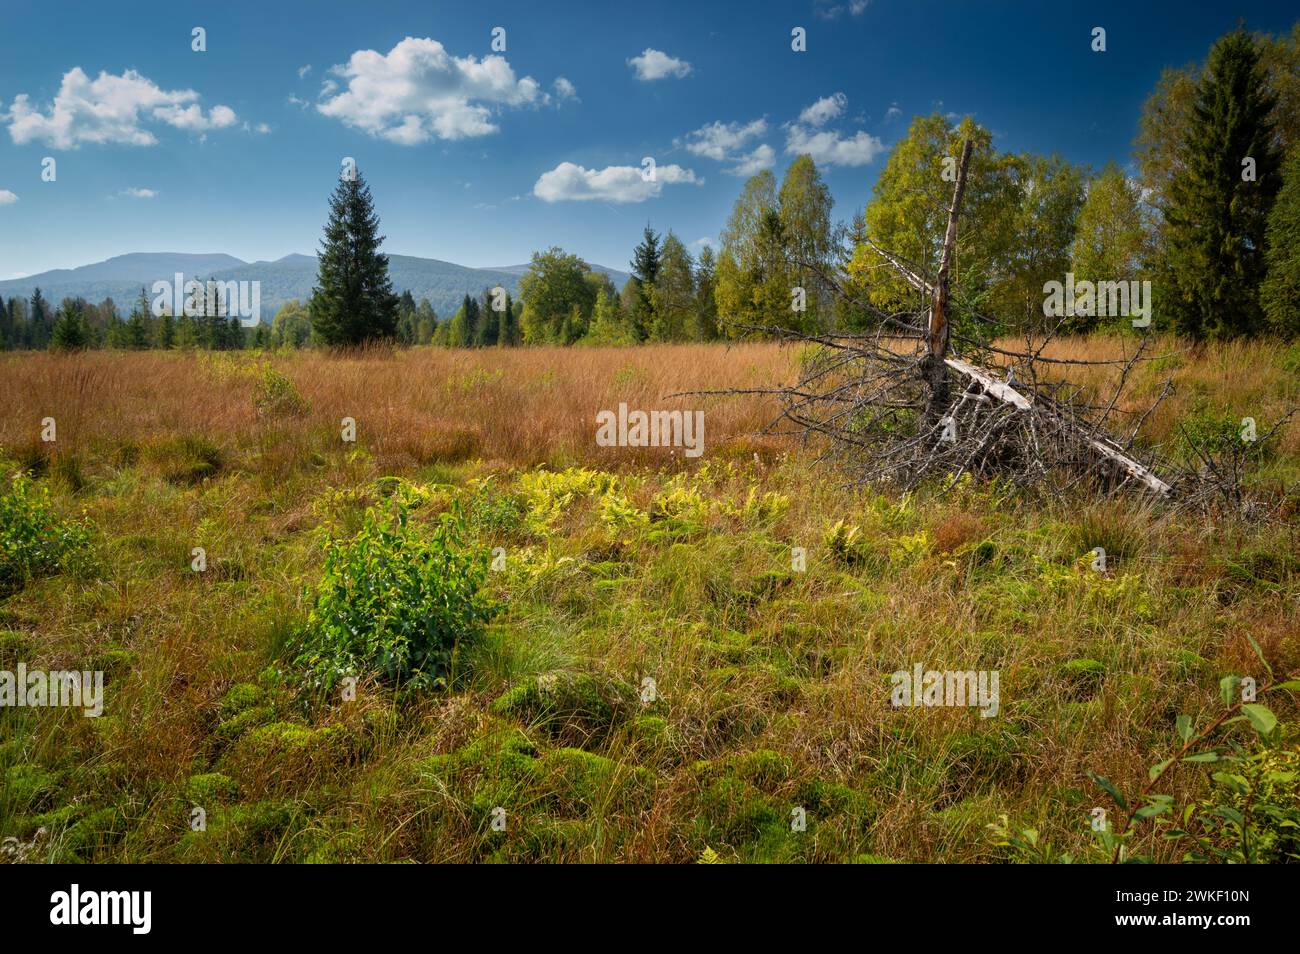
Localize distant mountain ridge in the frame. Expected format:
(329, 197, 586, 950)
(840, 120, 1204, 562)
(0, 253, 632, 322)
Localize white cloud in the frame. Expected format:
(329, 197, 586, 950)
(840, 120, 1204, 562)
(727, 144, 775, 176)
(317, 36, 546, 144)
(118, 187, 157, 198)
(533, 161, 700, 203)
(553, 77, 579, 103)
(799, 93, 847, 127)
(786, 93, 885, 167)
(298, 64, 312, 78)
(5, 67, 238, 148)
(678, 118, 766, 160)
(0, 190, 18, 205)
(627, 48, 692, 81)
(885, 102, 902, 120)
(692, 237, 714, 248)
(815, 0, 870, 17)
(785, 125, 885, 166)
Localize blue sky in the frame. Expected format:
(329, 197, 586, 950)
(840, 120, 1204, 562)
(1, 0, 1296, 278)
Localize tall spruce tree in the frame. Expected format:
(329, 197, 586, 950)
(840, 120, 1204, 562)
(49, 300, 88, 351)
(1262, 149, 1300, 335)
(629, 225, 661, 341)
(309, 169, 398, 346)
(1161, 29, 1280, 339)
(29, 288, 50, 349)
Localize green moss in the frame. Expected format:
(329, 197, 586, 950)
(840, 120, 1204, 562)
(2, 763, 58, 812)
(0, 630, 31, 666)
(186, 772, 239, 804)
(216, 704, 275, 740)
(1060, 658, 1107, 698)
(239, 721, 342, 757)
(629, 715, 671, 758)
(219, 682, 264, 716)
(89, 648, 136, 677)
(418, 725, 541, 816)
(729, 749, 792, 792)
(177, 799, 300, 862)
(490, 670, 635, 744)
(540, 747, 652, 814)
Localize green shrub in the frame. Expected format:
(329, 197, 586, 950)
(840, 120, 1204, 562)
(253, 364, 309, 418)
(294, 499, 493, 693)
(0, 471, 92, 594)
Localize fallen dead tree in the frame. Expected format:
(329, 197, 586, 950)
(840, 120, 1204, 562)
(683, 139, 1287, 509)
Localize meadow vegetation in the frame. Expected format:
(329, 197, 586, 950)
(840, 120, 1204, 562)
(0, 339, 1297, 863)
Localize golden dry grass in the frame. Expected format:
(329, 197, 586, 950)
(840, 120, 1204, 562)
(1, 338, 1297, 864)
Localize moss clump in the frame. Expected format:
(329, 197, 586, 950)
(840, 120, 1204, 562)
(0, 629, 32, 666)
(215, 683, 278, 739)
(1060, 658, 1107, 699)
(729, 749, 793, 790)
(540, 747, 652, 815)
(629, 715, 671, 759)
(490, 670, 636, 745)
(419, 725, 541, 816)
(177, 799, 301, 863)
(186, 772, 239, 804)
(2, 763, 59, 813)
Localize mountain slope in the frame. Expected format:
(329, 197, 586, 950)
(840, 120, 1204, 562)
(0, 253, 632, 322)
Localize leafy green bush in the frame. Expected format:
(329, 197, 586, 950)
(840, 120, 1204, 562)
(0, 471, 92, 594)
(295, 498, 493, 693)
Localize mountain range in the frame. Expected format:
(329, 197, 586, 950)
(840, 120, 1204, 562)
(0, 253, 632, 322)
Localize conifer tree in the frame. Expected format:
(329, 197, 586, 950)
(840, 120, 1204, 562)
(1262, 149, 1300, 336)
(1161, 29, 1280, 339)
(309, 169, 398, 345)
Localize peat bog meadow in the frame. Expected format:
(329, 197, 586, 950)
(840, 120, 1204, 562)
(0, 339, 1297, 864)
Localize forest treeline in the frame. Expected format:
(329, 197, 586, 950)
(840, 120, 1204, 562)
(4, 24, 1298, 353)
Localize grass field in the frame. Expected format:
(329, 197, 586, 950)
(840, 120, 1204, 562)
(1, 339, 1298, 863)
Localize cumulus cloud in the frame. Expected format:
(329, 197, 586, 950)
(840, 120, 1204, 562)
(297, 64, 312, 78)
(4, 67, 239, 148)
(0, 190, 17, 205)
(786, 94, 885, 167)
(533, 161, 700, 203)
(553, 77, 579, 103)
(885, 102, 902, 120)
(785, 125, 885, 166)
(317, 36, 546, 144)
(627, 48, 692, 81)
(727, 144, 775, 176)
(815, 0, 870, 18)
(798, 92, 846, 128)
(118, 187, 157, 199)
(677, 118, 766, 160)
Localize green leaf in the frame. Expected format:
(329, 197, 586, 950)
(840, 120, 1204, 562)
(1088, 771, 1128, 810)
(1241, 703, 1277, 737)
(1149, 758, 1175, 781)
(1268, 680, 1300, 694)
(1219, 675, 1239, 706)
(1134, 798, 1173, 820)
(1182, 751, 1220, 763)
(1244, 634, 1272, 677)
(1175, 714, 1193, 742)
